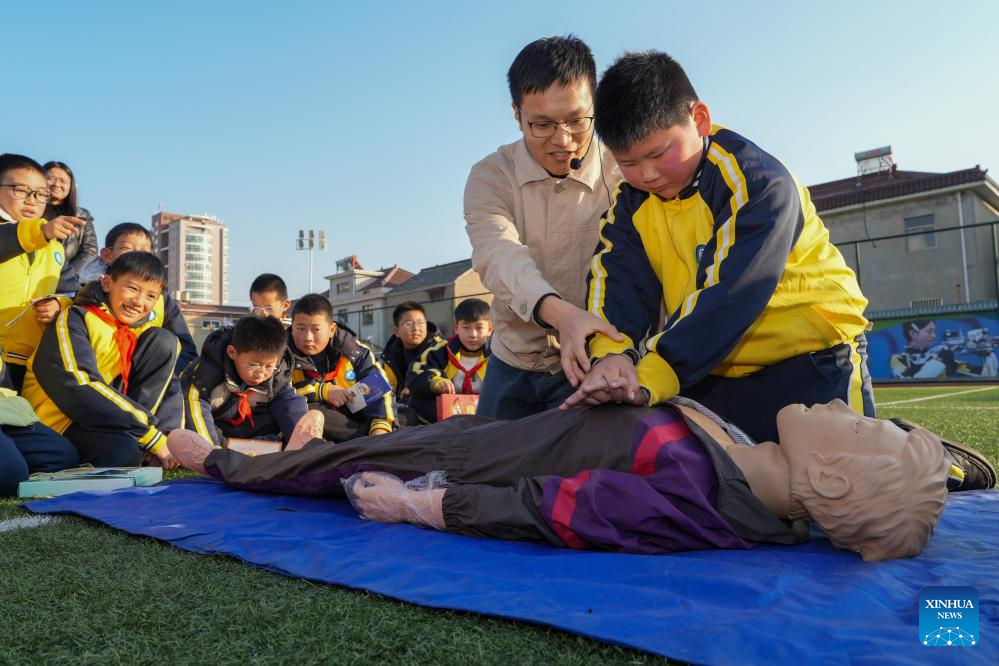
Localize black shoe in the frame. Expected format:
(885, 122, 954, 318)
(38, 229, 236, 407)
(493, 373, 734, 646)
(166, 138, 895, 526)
(889, 417, 997, 491)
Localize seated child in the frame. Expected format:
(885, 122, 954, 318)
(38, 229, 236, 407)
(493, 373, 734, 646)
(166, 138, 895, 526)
(169, 399, 952, 562)
(0, 154, 83, 391)
(77, 222, 197, 372)
(22, 252, 182, 468)
(380, 302, 443, 425)
(408, 298, 492, 423)
(0, 357, 79, 496)
(182, 314, 307, 448)
(249, 273, 292, 327)
(289, 293, 394, 441)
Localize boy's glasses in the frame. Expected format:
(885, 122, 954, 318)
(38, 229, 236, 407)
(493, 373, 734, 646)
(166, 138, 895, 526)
(526, 116, 594, 139)
(399, 320, 427, 329)
(244, 363, 278, 374)
(249, 305, 280, 316)
(0, 184, 52, 203)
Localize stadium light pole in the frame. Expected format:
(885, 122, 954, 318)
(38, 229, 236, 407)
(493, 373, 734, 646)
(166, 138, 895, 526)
(296, 229, 327, 293)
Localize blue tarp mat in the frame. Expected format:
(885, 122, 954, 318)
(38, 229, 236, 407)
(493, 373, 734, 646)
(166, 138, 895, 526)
(27, 479, 999, 664)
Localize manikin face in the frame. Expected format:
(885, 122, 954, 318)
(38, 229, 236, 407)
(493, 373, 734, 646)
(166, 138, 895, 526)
(453, 318, 492, 352)
(0, 168, 48, 220)
(394, 309, 427, 350)
(101, 232, 153, 265)
(100, 273, 163, 326)
(45, 167, 72, 205)
(514, 79, 595, 177)
(612, 102, 712, 200)
(291, 312, 335, 356)
(777, 399, 908, 461)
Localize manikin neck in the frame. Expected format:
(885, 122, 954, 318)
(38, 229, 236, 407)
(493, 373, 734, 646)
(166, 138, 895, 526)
(724, 442, 791, 519)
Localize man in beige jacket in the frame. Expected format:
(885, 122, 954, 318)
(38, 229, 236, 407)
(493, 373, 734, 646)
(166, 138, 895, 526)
(464, 35, 622, 420)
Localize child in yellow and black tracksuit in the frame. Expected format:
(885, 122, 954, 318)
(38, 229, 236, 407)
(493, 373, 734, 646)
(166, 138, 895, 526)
(0, 154, 80, 392)
(408, 298, 492, 423)
(581, 52, 874, 446)
(288, 294, 394, 441)
(181, 316, 307, 448)
(22, 252, 183, 467)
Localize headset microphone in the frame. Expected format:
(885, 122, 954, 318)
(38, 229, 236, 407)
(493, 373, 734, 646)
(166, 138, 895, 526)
(569, 157, 582, 170)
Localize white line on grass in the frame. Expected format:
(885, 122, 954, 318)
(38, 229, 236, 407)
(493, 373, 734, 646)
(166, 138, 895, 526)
(0, 515, 64, 534)
(879, 385, 999, 407)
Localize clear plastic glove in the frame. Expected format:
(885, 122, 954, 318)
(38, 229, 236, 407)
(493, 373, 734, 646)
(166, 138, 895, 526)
(341, 471, 446, 529)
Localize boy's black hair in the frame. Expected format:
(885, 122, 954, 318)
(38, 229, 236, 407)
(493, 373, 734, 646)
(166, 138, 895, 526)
(249, 273, 288, 300)
(231, 315, 288, 357)
(392, 301, 426, 326)
(291, 293, 334, 321)
(0, 153, 45, 181)
(507, 35, 596, 108)
(454, 298, 491, 323)
(107, 251, 168, 291)
(595, 51, 700, 152)
(42, 161, 78, 219)
(105, 222, 152, 249)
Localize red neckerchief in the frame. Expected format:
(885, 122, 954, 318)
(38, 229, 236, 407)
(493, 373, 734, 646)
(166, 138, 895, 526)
(226, 390, 255, 427)
(446, 344, 487, 394)
(305, 355, 349, 383)
(82, 305, 138, 394)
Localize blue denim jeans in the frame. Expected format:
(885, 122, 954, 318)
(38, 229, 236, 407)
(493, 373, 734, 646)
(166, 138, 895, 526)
(476, 355, 574, 420)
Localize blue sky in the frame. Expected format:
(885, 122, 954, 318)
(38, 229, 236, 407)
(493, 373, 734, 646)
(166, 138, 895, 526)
(5, 1, 998, 304)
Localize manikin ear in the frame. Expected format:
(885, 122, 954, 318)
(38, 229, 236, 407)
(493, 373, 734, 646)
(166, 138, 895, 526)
(691, 101, 712, 138)
(226, 344, 238, 361)
(806, 453, 851, 500)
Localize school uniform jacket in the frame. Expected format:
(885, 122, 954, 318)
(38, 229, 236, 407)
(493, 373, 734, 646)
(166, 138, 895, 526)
(408, 336, 491, 399)
(379, 322, 443, 399)
(587, 125, 869, 404)
(181, 326, 306, 447)
(289, 325, 395, 434)
(0, 217, 72, 367)
(21, 282, 176, 454)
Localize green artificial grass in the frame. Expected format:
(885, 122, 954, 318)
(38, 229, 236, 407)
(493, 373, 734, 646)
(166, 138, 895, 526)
(1, 384, 996, 664)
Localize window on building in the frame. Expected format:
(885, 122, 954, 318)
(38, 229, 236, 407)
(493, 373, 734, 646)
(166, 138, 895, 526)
(337, 309, 349, 322)
(336, 281, 351, 294)
(904, 215, 936, 252)
(427, 287, 446, 301)
(201, 319, 222, 330)
(362, 305, 374, 326)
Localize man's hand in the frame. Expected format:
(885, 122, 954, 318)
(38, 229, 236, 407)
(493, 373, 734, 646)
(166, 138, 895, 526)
(32, 298, 61, 324)
(561, 354, 648, 410)
(434, 378, 456, 395)
(538, 297, 624, 387)
(41, 215, 83, 241)
(326, 386, 351, 408)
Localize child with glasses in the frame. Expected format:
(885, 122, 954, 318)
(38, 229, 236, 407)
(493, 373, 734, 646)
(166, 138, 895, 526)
(408, 298, 493, 423)
(181, 315, 306, 448)
(380, 302, 443, 426)
(249, 273, 292, 327)
(0, 154, 84, 391)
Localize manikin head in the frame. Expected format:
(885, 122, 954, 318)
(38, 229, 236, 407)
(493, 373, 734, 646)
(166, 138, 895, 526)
(776, 400, 948, 562)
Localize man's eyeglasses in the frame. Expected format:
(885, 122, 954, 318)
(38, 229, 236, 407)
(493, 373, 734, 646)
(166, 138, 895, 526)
(399, 319, 427, 330)
(526, 116, 594, 139)
(0, 184, 52, 203)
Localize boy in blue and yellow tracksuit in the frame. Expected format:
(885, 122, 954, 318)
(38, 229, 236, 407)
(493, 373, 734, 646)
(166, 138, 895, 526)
(288, 294, 394, 441)
(566, 51, 873, 445)
(182, 316, 307, 448)
(408, 298, 492, 423)
(22, 252, 183, 468)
